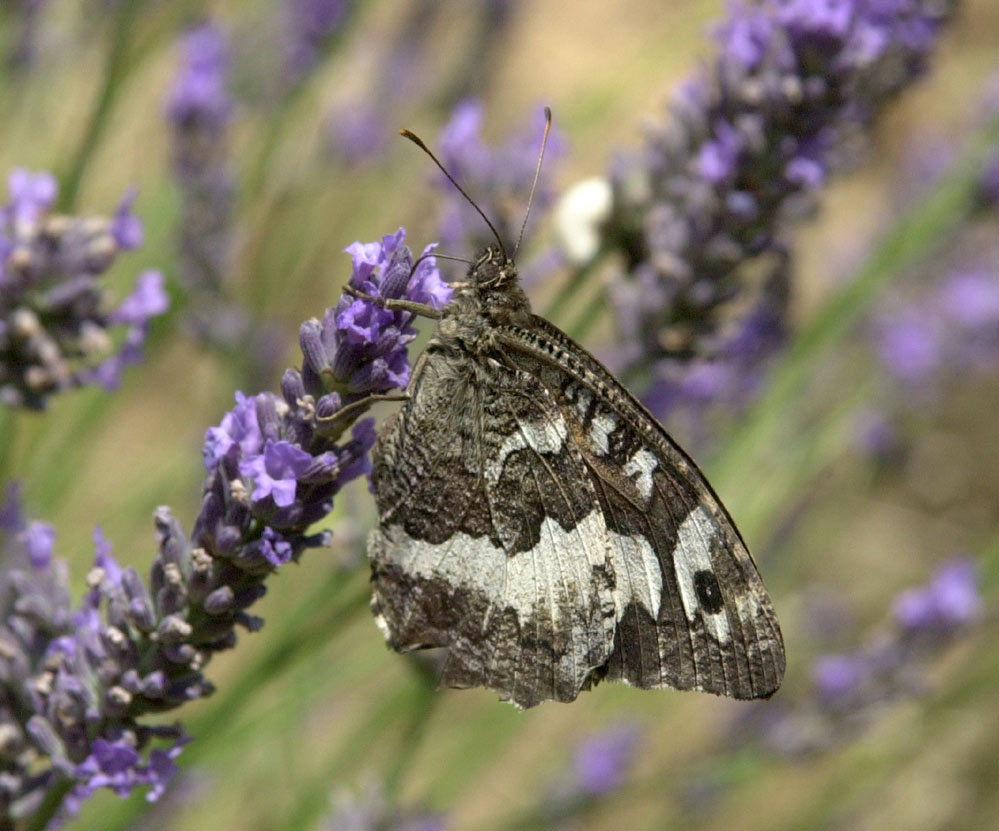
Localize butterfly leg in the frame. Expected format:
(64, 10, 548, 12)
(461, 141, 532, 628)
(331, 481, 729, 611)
(342, 285, 442, 320)
(316, 392, 411, 428)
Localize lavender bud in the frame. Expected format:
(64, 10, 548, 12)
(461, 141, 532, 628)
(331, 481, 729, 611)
(141, 671, 167, 698)
(234, 612, 264, 633)
(281, 367, 307, 405)
(203, 586, 235, 615)
(156, 615, 193, 644)
(315, 392, 342, 420)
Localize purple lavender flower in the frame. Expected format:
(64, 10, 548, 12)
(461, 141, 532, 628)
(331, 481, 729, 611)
(604, 0, 956, 422)
(165, 21, 241, 355)
(874, 268, 999, 391)
(284, 0, 350, 84)
(312, 228, 450, 399)
(0, 169, 168, 409)
(434, 100, 565, 257)
(874, 309, 942, 384)
(573, 725, 640, 797)
(326, 103, 388, 166)
(811, 652, 867, 704)
(539, 723, 641, 824)
(165, 23, 232, 133)
(111, 186, 145, 250)
(4, 167, 56, 227)
(893, 559, 981, 631)
(322, 780, 446, 831)
(734, 557, 982, 757)
(239, 440, 315, 507)
(0, 226, 441, 823)
(0, 486, 187, 823)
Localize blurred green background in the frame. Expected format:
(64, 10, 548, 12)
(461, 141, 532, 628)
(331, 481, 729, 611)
(2, 0, 998, 828)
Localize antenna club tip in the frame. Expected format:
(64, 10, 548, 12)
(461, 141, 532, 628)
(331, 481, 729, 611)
(398, 129, 430, 151)
(544, 106, 552, 121)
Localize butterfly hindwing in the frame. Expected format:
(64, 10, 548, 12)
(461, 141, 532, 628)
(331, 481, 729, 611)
(495, 315, 786, 699)
(369, 347, 618, 708)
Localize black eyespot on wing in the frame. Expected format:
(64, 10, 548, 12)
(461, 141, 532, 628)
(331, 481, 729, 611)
(694, 570, 724, 615)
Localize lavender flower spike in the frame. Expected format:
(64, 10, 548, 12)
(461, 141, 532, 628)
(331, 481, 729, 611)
(732, 557, 982, 757)
(165, 22, 238, 347)
(541, 724, 641, 825)
(0, 169, 168, 409)
(606, 0, 957, 420)
(0, 228, 441, 823)
(285, 0, 351, 84)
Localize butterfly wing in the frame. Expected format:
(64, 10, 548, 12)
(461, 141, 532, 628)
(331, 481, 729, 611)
(495, 315, 785, 699)
(369, 346, 618, 708)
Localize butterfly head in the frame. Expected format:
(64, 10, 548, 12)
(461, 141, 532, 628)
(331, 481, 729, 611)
(469, 245, 518, 292)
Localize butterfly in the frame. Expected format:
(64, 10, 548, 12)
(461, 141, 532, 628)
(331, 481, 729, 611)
(360, 109, 784, 709)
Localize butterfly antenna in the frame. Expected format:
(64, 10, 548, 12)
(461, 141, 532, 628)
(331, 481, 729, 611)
(407, 251, 474, 282)
(399, 128, 508, 261)
(513, 106, 552, 261)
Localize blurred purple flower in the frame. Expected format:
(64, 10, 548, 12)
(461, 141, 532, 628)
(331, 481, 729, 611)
(327, 103, 387, 166)
(111, 186, 144, 250)
(874, 268, 999, 390)
(285, 0, 350, 84)
(605, 0, 956, 423)
(22, 520, 56, 569)
(573, 725, 640, 796)
(812, 653, 866, 704)
(165, 23, 232, 132)
(875, 310, 941, 383)
(321, 780, 446, 831)
(434, 100, 565, 256)
(4, 167, 56, 227)
(112, 270, 169, 325)
(735, 556, 982, 757)
(894, 558, 981, 631)
(941, 269, 999, 329)
(0, 169, 167, 409)
(165, 21, 246, 358)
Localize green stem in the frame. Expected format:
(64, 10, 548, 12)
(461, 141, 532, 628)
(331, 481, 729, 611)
(565, 285, 610, 343)
(59, 0, 142, 211)
(383, 668, 439, 801)
(25, 778, 73, 831)
(0, 408, 17, 480)
(244, 7, 359, 198)
(186, 569, 371, 744)
(542, 251, 606, 325)
(286, 676, 428, 830)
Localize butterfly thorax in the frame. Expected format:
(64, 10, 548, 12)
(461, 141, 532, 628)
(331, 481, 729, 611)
(431, 246, 531, 355)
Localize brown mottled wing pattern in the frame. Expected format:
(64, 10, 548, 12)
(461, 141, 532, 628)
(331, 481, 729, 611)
(369, 346, 618, 708)
(495, 315, 785, 699)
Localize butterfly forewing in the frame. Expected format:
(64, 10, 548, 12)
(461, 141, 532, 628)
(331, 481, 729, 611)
(496, 316, 786, 699)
